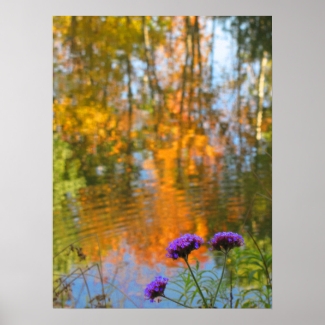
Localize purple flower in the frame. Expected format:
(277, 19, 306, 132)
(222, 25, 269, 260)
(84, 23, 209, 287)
(166, 234, 204, 260)
(144, 276, 169, 302)
(209, 232, 244, 253)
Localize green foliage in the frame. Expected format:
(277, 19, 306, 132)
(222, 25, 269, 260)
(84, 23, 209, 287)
(169, 260, 221, 308)
(168, 237, 272, 308)
(53, 134, 86, 273)
(229, 16, 272, 61)
(226, 237, 272, 308)
(53, 133, 86, 211)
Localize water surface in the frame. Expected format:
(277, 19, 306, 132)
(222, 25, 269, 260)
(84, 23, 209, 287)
(53, 16, 272, 308)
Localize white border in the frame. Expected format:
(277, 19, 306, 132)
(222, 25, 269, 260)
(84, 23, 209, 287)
(1, 1, 325, 324)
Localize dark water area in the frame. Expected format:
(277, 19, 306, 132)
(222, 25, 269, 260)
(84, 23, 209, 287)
(53, 16, 272, 308)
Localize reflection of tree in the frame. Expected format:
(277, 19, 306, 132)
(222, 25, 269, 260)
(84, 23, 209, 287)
(53, 134, 86, 211)
(53, 16, 272, 274)
(53, 134, 86, 273)
(228, 16, 272, 146)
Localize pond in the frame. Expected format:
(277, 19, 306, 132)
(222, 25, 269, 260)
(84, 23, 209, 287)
(53, 16, 272, 308)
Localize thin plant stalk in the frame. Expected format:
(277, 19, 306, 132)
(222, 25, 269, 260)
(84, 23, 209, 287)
(162, 294, 193, 308)
(54, 235, 107, 307)
(253, 170, 272, 198)
(54, 268, 80, 292)
(54, 267, 91, 302)
(61, 290, 64, 308)
(104, 282, 139, 308)
(53, 234, 96, 259)
(241, 193, 257, 231)
(67, 270, 139, 308)
(94, 263, 107, 308)
(230, 269, 233, 308)
(246, 230, 272, 288)
(212, 252, 228, 307)
(95, 234, 103, 272)
(54, 265, 96, 296)
(78, 268, 93, 307)
(256, 192, 272, 201)
(55, 264, 104, 304)
(184, 257, 208, 308)
(105, 265, 119, 297)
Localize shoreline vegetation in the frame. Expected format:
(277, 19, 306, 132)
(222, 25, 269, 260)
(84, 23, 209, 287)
(53, 223, 272, 309)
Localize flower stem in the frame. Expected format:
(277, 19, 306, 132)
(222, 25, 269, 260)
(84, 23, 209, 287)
(212, 252, 228, 307)
(184, 257, 208, 308)
(247, 230, 272, 288)
(162, 295, 193, 308)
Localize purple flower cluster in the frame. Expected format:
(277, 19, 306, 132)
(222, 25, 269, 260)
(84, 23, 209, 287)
(209, 232, 244, 253)
(144, 276, 169, 302)
(166, 234, 204, 260)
